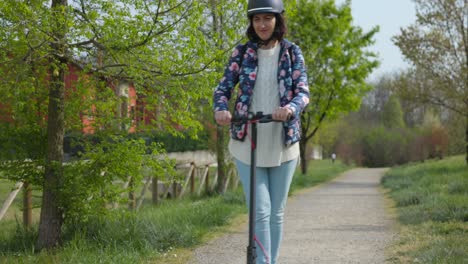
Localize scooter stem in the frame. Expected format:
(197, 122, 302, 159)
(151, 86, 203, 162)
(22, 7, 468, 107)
(247, 121, 257, 264)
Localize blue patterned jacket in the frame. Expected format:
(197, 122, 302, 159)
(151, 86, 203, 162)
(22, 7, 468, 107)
(213, 39, 310, 146)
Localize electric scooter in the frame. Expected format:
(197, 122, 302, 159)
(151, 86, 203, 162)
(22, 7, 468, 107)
(232, 111, 278, 264)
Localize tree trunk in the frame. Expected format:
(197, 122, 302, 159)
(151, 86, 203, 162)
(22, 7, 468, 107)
(36, 0, 67, 250)
(216, 125, 228, 193)
(299, 139, 308, 174)
(208, 1, 229, 194)
(37, 62, 66, 249)
(23, 182, 32, 228)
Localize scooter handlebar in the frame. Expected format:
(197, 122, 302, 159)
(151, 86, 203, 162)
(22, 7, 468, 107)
(231, 111, 279, 124)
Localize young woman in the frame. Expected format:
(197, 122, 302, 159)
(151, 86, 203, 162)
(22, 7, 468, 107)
(213, 0, 309, 263)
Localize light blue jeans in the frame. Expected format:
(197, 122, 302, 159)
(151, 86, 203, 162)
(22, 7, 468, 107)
(235, 158, 298, 264)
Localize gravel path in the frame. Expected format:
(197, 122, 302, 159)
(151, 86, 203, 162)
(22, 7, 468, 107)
(191, 168, 397, 264)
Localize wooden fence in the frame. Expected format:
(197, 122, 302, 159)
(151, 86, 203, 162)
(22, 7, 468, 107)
(0, 162, 239, 224)
(129, 162, 239, 210)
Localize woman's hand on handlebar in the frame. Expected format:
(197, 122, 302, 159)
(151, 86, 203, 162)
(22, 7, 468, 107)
(215, 110, 232, 126)
(272, 107, 293, 121)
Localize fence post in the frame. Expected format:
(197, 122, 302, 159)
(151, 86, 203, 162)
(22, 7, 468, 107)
(222, 168, 233, 193)
(172, 181, 178, 198)
(205, 166, 210, 193)
(128, 177, 136, 210)
(23, 182, 32, 228)
(228, 166, 239, 190)
(179, 163, 194, 197)
(232, 168, 240, 190)
(211, 167, 219, 192)
(136, 177, 152, 210)
(190, 162, 195, 194)
(197, 165, 209, 195)
(152, 175, 159, 204)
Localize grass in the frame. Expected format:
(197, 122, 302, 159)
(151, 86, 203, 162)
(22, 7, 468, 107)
(382, 155, 468, 263)
(290, 159, 350, 194)
(0, 159, 350, 264)
(0, 192, 247, 264)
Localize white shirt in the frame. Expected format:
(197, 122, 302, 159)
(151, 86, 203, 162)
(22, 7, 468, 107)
(229, 44, 299, 167)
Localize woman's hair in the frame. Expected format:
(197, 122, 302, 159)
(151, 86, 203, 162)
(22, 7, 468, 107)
(246, 13, 287, 46)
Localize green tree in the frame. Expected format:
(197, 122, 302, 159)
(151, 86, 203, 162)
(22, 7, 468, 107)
(289, 0, 379, 173)
(392, 0, 467, 163)
(382, 95, 405, 128)
(202, 0, 246, 194)
(0, 0, 231, 249)
(312, 117, 341, 158)
(389, 70, 464, 156)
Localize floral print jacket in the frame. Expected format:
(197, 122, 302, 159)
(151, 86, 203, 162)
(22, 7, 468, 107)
(213, 39, 310, 146)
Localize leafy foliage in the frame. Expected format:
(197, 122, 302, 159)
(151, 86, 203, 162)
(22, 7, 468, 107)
(0, 0, 246, 247)
(60, 135, 176, 224)
(392, 0, 467, 163)
(331, 97, 450, 167)
(316, 69, 455, 167)
(382, 95, 405, 129)
(288, 0, 379, 173)
(361, 126, 410, 167)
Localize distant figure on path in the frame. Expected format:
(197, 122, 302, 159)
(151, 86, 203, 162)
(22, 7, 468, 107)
(331, 153, 336, 163)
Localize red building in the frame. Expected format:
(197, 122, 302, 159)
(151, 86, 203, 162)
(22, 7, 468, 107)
(66, 63, 138, 134)
(0, 63, 139, 135)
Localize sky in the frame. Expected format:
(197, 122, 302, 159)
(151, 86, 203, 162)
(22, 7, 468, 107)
(335, 0, 417, 80)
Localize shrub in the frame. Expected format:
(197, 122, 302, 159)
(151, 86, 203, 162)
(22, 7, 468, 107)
(360, 126, 411, 167)
(60, 135, 176, 225)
